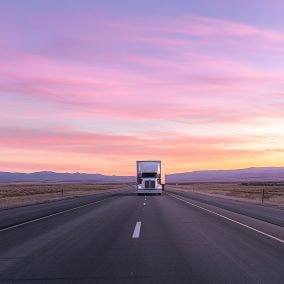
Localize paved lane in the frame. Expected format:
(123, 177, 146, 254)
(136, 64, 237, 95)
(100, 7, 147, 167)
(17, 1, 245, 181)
(167, 188, 284, 226)
(0, 187, 130, 230)
(0, 189, 283, 283)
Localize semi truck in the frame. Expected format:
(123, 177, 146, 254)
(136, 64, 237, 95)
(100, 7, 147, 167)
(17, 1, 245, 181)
(136, 160, 165, 195)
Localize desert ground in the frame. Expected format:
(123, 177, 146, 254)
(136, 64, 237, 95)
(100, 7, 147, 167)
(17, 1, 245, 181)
(0, 182, 128, 209)
(0, 182, 283, 209)
(167, 182, 284, 208)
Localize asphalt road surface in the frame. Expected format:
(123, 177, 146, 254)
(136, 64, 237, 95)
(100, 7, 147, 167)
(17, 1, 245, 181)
(0, 186, 283, 283)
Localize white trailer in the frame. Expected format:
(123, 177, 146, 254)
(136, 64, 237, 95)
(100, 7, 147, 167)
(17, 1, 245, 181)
(136, 160, 165, 195)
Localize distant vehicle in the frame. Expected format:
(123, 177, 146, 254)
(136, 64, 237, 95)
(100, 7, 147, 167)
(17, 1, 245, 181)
(136, 160, 165, 195)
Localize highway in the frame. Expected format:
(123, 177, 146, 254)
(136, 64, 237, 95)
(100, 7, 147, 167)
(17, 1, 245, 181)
(0, 186, 283, 283)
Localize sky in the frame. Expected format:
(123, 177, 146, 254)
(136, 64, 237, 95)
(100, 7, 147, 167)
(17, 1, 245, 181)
(0, 0, 284, 175)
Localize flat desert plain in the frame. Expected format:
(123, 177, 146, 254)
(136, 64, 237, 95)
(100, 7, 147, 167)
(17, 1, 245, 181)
(0, 182, 283, 209)
(0, 183, 128, 209)
(167, 182, 284, 208)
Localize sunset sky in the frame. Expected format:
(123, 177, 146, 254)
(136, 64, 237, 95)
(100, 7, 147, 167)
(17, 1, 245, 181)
(0, 0, 284, 175)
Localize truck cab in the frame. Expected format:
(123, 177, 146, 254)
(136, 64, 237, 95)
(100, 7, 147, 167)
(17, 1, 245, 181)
(136, 160, 165, 195)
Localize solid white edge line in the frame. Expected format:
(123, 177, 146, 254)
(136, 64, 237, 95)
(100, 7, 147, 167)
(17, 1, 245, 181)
(167, 193, 284, 245)
(0, 196, 114, 233)
(132, 221, 142, 238)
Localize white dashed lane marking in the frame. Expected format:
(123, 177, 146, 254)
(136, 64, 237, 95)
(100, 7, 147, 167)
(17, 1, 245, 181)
(132, 221, 142, 239)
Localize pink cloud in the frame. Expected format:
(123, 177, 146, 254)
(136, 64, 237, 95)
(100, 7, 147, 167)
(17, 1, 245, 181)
(1, 46, 283, 125)
(1, 12, 284, 173)
(0, 126, 266, 155)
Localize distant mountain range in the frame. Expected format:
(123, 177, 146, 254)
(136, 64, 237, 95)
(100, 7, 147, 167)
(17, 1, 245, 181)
(0, 167, 284, 183)
(167, 167, 284, 182)
(0, 171, 134, 183)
